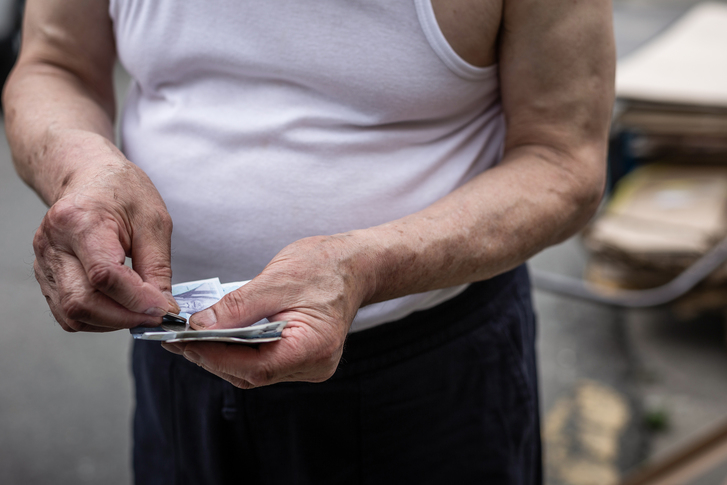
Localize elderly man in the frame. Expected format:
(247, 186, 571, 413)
(4, 0, 614, 483)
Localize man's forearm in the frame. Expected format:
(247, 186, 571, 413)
(354, 143, 605, 306)
(4, 61, 119, 206)
(4, 0, 119, 206)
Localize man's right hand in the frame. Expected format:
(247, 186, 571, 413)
(2, 0, 178, 331)
(33, 156, 178, 332)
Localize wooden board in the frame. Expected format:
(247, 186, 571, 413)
(622, 418, 727, 485)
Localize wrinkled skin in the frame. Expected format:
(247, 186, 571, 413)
(33, 159, 179, 332)
(163, 235, 372, 387)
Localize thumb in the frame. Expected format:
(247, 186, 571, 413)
(189, 280, 284, 330)
(131, 222, 179, 313)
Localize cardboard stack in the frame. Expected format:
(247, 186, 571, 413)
(584, 164, 727, 291)
(584, 2, 727, 310)
(613, 2, 727, 161)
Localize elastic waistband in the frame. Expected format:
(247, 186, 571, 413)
(334, 265, 530, 377)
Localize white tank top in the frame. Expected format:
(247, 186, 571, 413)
(110, 0, 505, 332)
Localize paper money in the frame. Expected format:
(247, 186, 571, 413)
(171, 277, 224, 322)
(130, 278, 285, 344)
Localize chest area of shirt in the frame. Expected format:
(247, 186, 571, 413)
(111, 0, 502, 124)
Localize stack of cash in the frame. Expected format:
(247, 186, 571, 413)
(129, 278, 287, 344)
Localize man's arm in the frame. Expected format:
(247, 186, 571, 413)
(170, 0, 615, 387)
(361, 0, 616, 300)
(4, 0, 178, 332)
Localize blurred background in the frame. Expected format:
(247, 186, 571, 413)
(1, 0, 727, 484)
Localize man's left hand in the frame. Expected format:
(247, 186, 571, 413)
(162, 234, 372, 388)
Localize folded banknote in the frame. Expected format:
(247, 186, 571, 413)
(130, 278, 287, 344)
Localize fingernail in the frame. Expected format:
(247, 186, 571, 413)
(163, 291, 179, 312)
(145, 307, 166, 317)
(190, 308, 216, 329)
(184, 349, 201, 364)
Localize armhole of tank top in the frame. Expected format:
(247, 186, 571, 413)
(413, 0, 497, 82)
(108, 0, 118, 23)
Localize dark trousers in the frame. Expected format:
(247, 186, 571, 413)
(132, 265, 542, 484)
